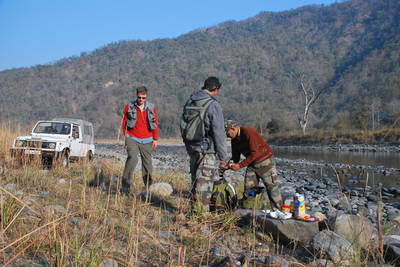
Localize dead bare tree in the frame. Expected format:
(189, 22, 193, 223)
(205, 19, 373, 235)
(292, 73, 326, 135)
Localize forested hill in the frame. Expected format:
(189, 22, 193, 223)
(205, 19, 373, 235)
(0, 0, 399, 138)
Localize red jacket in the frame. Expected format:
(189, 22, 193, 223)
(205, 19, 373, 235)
(122, 103, 159, 140)
(231, 126, 273, 168)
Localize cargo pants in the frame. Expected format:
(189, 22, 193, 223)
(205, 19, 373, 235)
(189, 152, 218, 213)
(244, 157, 283, 209)
(121, 137, 153, 192)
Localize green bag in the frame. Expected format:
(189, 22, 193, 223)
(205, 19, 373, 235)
(180, 98, 214, 142)
(210, 181, 238, 212)
(240, 187, 270, 210)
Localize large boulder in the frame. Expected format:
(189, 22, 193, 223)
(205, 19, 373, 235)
(311, 230, 355, 266)
(331, 214, 377, 249)
(255, 214, 319, 246)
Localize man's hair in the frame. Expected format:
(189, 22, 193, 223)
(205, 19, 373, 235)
(136, 86, 148, 95)
(224, 120, 237, 131)
(202, 76, 221, 91)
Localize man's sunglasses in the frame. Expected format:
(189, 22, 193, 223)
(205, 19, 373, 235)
(137, 96, 147, 99)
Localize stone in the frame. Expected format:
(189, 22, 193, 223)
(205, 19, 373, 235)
(255, 214, 319, 246)
(68, 216, 84, 225)
(264, 255, 289, 267)
(311, 230, 355, 266)
(21, 207, 41, 217)
(149, 182, 173, 197)
(99, 258, 118, 267)
(332, 214, 377, 249)
(337, 196, 352, 211)
(312, 211, 327, 222)
(4, 183, 17, 192)
(311, 259, 335, 267)
(384, 235, 400, 265)
(45, 205, 67, 215)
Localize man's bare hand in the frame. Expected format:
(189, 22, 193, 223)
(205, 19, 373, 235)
(229, 163, 241, 171)
(152, 140, 158, 148)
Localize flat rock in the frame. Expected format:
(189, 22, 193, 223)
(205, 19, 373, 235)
(255, 215, 319, 246)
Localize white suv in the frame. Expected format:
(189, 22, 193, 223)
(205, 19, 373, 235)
(10, 118, 95, 167)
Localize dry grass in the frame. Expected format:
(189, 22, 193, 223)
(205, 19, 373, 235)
(0, 123, 273, 266)
(0, 121, 30, 162)
(0, 160, 275, 266)
(0, 123, 394, 266)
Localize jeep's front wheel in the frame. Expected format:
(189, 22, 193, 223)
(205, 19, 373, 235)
(86, 151, 93, 162)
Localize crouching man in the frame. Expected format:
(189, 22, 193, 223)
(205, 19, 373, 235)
(224, 120, 283, 210)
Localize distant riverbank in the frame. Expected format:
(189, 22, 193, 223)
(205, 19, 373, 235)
(268, 128, 400, 148)
(272, 143, 400, 153)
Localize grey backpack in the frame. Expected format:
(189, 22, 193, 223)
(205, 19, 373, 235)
(180, 97, 214, 142)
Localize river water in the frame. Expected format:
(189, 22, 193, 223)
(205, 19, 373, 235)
(274, 148, 400, 187)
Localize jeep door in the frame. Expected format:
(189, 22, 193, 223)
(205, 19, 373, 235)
(70, 125, 85, 157)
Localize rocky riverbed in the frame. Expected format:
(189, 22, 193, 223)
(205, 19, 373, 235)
(95, 142, 400, 226)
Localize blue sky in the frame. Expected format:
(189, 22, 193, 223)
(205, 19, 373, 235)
(0, 0, 337, 71)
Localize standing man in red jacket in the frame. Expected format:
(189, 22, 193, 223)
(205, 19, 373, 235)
(121, 86, 159, 194)
(225, 120, 283, 210)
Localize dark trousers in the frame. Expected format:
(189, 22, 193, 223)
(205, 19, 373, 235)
(122, 137, 153, 190)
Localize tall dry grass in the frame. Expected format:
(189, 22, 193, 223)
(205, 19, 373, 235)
(1, 158, 270, 266)
(0, 122, 267, 266)
(0, 121, 28, 162)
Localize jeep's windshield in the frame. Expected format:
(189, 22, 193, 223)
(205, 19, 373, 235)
(33, 122, 71, 135)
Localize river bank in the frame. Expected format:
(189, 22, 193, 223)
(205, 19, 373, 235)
(95, 142, 400, 226)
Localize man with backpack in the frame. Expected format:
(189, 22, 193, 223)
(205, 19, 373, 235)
(224, 120, 283, 210)
(120, 86, 159, 195)
(181, 76, 228, 214)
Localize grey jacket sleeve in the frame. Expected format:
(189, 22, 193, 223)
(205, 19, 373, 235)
(208, 101, 228, 162)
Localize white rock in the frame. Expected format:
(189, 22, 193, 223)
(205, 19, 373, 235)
(149, 182, 173, 197)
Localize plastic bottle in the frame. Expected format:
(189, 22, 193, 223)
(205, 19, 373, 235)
(293, 193, 306, 217)
(282, 199, 292, 213)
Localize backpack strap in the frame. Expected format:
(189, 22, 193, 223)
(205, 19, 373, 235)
(201, 98, 214, 137)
